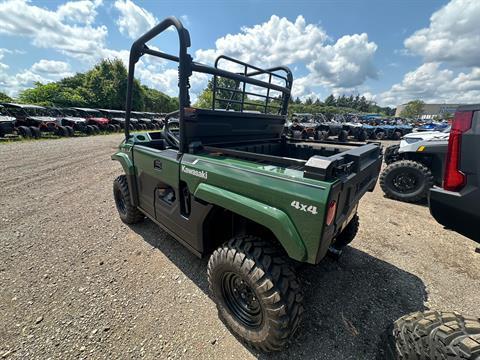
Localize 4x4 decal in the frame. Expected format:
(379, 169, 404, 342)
(290, 200, 318, 215)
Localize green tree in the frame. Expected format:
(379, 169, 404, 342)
(324, 94, 336, 106)
(143, 86, 178, 113)
(83, 58, 144, 110)
(0, 91, 12, 102)
(18, 82, 87, 107)
(400, 100, 425, 119)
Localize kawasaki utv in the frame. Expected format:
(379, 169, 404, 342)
(111, 17, 382, 352)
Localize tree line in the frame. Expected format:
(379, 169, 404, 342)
(0, 59, 178, 113)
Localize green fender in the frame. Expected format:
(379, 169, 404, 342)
(194, 183, 307, 262)
(112, 151, 138, 205)
(112, 151, 134, 175)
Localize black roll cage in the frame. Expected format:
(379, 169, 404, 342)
(125, 16, 293, 154)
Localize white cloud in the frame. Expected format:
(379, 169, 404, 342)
(0, 0, 107, 61)
(377, 63, 480, 106)
(306, 33, 377, 88)
(58, 0, 102, 25)
(404, 0, 480, 67)
(114, 0, 157, 39)
(195, 15, 378, 96)
(31, 59, 71, 74)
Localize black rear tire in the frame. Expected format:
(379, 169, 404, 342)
(107, 124, 116, 132)
(113, 175, 144, 224)
(85, 125, 94, 135)
(29, 126, 41, 139)
(381, 311, 480, 360)
(338, 129, 349, 142)
(92, 125, 100, 134)
(380, 160, 433, 202)
(208, 236, 303, 352)
(65, 126, 74, 137)
(18, 126, 32, 138)
(55, 126, 69, 137)
(376, 131, 386, 140)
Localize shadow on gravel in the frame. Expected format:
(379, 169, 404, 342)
(131, 222, 427, 360)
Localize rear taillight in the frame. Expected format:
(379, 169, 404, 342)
(443, 111, 473, 191)
(326, 200, 337, 226)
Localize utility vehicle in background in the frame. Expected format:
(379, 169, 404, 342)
(384, 106, 480, 359)
(380, 128, 449, 203)
(54, 108, 89, 135)
(98, 109, 126, 131)
(0, 104, 17, 138)
(71, 107, 112, 134)
(111, 17, 382, 351)
(2, 103, 66, 138)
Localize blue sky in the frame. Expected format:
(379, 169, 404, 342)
(1, 0, 479, 107)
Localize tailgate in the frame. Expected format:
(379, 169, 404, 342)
(303, 143, 383, 261)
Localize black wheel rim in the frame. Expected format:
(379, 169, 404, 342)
(114, 188, 127, 215)
(221, 272, 263, 328)
(391, 171, 420, 193)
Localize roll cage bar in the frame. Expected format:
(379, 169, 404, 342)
(125, 16, 293, 154)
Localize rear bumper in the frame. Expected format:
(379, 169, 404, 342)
(429, 186, 480, 242)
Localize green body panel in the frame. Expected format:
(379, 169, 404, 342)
(194, 183, 307, 261)
(112, 133, 335, 264)
(179, 153, 333, 264)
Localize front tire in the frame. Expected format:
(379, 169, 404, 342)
(208, 236, 303, 352)
(380, 160, 433, 202)
(338, 129, 348, 142)
(381, 311, 480, 360)
(113, 175, 144, 224)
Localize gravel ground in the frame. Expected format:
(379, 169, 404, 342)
(1, 135, 479, 359)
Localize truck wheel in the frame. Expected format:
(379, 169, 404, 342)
(384, 144, 401, 165)
(107, 124, 116, 132)
(375, 131, 386, 140)
(29, 126, 41, 139)
(65, 126, 74, 137)
(338, 129, 349, 142)
(113, 175, 144, 224)
(381, 311, 480, 360)
(208, 236, 304, 352)
(380, 160, 433, 202)
(332, 214, 359, 251)
(18, 126, 32, 139)
(92, 125, 100, 134)
(85, 125, 94, 135)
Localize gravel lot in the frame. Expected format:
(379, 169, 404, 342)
(1, 135, 479, 359)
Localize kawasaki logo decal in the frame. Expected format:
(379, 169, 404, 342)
(182, 165, 208, 180)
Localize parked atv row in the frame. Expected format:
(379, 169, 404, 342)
(285, 113, 413, 142)
(0, 103, 165, 140)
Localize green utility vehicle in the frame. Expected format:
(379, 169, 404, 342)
(112, 17, 383, 351)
